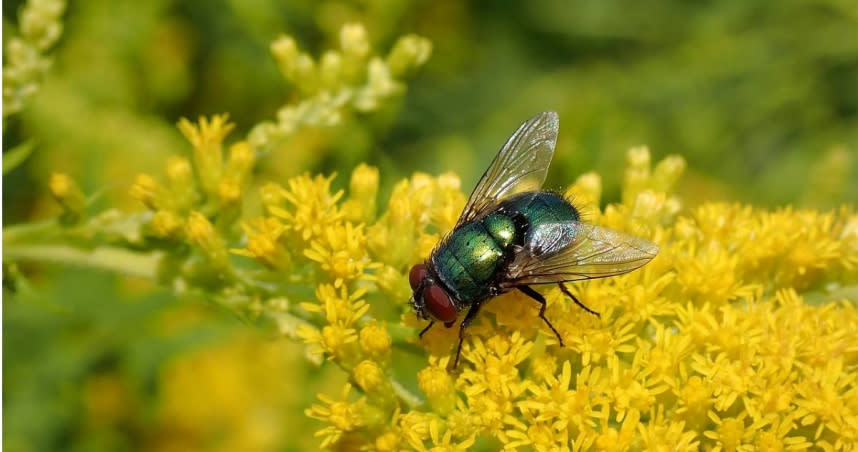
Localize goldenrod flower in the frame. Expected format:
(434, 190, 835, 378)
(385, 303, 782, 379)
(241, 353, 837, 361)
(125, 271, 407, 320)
(359, 320, 392, 362)
(231, 216, 290, 269)
(185, 211, 229, 270)
(304, 222, 379, 288)
(353, 360, 386, 393)
(342, 163, 380, 223)
(177, 114, 233, 195)
(165, 156, 196, 210)
(270, 173, 344, 241)
(305, 384, 367, 448)
(226, 141, 255, 184)
(418, 358, 457, 415)
(129, 173, 162, 209)
(150, 210, 183, 239)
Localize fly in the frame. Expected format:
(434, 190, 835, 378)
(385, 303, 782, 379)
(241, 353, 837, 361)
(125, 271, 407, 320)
(408, 111, 658, 369)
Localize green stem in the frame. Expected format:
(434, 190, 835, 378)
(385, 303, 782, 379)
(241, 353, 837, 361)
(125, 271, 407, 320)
(2, 219, 60, 243)
(389, 376, 424, 410)
(4, 244, 161, 280)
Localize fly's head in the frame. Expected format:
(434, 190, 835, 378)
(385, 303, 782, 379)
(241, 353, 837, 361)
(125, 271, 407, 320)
(409, 263, 457, 324)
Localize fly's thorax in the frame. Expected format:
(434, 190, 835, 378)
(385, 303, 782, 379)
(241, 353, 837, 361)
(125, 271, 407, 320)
(483, 213, 517, 248)
(431, 219, 511, 304)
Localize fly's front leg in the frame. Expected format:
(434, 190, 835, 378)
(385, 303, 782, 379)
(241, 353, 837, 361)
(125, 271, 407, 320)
(450, 302, 482, 370)
(516, 285, 564, 347)
(419, 321, 435, 338)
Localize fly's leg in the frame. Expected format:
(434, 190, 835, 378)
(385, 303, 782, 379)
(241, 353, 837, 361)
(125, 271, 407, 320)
(419, 321, 435, 338)
(451, 303, 482, 370)
(558, 283, 601, 318)
(517, 285, 564, 347)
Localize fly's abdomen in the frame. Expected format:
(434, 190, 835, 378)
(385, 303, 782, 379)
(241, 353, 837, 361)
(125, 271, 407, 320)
(498, 191, 581, 252)
(503, 191, 580, 226)
(432, 217, 514, 302)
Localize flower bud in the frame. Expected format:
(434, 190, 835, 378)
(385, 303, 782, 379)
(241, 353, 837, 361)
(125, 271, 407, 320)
(130, 173, 161, 209)
(652, 155, 686, 193)
(150, 210, 183, 239)
(360, 320, 392, 362)
(186, 211, 228, 269)
(386, 34, 432, 79)
(49, 172, 86, 222)
(418, 363, 457, 415)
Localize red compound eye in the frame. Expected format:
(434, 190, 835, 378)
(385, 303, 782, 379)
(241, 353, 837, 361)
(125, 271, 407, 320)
(424, 284, 457, 323)
(409, 264, 427, 290)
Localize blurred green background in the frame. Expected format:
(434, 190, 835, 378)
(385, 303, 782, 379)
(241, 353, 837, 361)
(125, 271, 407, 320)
(4, 0, 857, 450)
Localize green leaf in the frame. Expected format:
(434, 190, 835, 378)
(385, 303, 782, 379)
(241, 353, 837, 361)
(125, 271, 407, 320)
(3, 140, 37, 175)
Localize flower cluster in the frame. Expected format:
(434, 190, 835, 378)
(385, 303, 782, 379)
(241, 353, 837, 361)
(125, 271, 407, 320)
(285, 148, 857, 450)
(3, 0, 66, 118)
(249, 23, 431, 152)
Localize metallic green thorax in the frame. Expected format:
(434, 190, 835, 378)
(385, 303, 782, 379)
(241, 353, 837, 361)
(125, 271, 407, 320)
(430, 192, 579, 306)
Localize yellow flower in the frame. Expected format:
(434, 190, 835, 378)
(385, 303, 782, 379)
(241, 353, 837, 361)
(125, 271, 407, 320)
(305, 384, 367, 449)
(353, 360, 386, 394)
(165, 156, 196, 210)
(748, 413, 812, 451)
(342, 163, 380, 223)
(304, 222, 380, 287)
(418, 357, 457, 415)
(270, 173, 344, 242)
(226, 141, 255, 184)
(150, 210, 183, 239)
(230, 216, 290, 269)
(704, 411, 753, 452)
(605, 354, 669, 424)
(296, 322, 357, 363)
(129, 173, 162, 209)
(185, 211, 229, 269)
(593, 408, 639, 452)
(637, 405, 700, 451)
(519, 360, 604, 439)
(420, 418, 476, 452)
(359, 320, 392, 362)
(177, 114, 233, 195)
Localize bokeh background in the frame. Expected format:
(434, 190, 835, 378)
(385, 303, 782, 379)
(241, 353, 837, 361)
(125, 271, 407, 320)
(4, 1, 857, 450)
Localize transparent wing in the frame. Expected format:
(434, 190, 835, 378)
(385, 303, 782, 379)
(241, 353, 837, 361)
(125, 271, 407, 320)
(455, 111, 559, 228)
(504, 221, 659, 285)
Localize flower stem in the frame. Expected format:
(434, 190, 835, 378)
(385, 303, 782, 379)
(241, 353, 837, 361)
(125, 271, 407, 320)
(3, 244, 160, 280)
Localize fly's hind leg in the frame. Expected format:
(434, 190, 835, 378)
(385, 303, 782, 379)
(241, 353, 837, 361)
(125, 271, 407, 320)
(516, 285, 564, 347)
(557, 283, 600, 318)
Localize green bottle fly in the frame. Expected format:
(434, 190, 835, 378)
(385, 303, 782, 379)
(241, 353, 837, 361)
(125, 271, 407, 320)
(408, 112, 658, 369)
